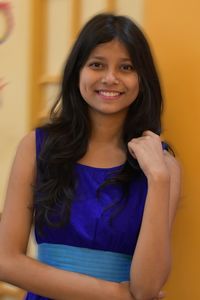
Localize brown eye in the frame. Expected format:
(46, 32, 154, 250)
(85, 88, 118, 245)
(121, 64, 134, 71)
(89, 62, 104, 69)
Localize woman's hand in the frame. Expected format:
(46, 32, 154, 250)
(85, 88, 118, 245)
(152, 290, 166, 299)
(128, 131, 169, 180)
(120, 282, 166, 300)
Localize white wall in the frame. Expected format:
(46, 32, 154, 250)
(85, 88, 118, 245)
(0, 0, 31, 210)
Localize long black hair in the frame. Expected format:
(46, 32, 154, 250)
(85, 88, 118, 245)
(34, 13, 163, 231)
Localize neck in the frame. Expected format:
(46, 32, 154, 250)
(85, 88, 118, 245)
(77, 110, 127, 167)
(89, 110, 127, 147)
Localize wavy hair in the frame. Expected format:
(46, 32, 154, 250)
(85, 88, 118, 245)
(34, 13, 163, 231)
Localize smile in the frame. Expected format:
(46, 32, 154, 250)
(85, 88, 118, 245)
(97, 90, 123, 97)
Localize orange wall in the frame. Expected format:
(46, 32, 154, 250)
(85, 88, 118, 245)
(144, 1, 200, 299)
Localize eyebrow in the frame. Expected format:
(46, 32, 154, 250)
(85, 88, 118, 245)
(88, 56, 132, 62)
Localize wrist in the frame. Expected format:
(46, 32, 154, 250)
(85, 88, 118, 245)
(147, 168, 170, 185)
(116, 282, 134, 300)
(101, 281, 125, 300)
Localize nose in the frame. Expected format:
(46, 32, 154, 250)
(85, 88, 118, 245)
(101, 69, 119, 85)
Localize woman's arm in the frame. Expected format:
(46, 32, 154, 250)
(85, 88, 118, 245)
(0, 132, 134, 300)
(128, 131, 181, 300)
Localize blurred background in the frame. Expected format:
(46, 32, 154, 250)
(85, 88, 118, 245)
(0, 0, 200, 299)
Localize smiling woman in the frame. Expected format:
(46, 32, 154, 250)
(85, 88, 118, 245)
(0, 13, 180, 300)
(79, 39, 139, 116)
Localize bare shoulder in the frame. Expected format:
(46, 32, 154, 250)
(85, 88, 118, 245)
(8, 129, 37, 182)
(1, 131, 36, 217)
(14, 131, 36, 167)
(6, 131, 37, 196)
(0, 131, 37, 254)
(17, 130, 36, 155)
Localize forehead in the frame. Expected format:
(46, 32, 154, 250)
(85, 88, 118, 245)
(87, 39, 131, 60)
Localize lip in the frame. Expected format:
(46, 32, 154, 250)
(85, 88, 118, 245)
(96, 89, 124, 100)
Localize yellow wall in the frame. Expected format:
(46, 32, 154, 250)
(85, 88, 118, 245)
(144, 1, 200, 299)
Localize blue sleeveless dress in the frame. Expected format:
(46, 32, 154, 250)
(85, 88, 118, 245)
(25, 128, 148, 300)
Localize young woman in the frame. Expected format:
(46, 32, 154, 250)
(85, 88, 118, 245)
(0, 13, 181, 300)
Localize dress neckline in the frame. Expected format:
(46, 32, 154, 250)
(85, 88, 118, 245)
(75, 162, 125, 171)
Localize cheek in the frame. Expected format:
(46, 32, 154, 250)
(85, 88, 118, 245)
(79, 74, 96, 104)
(79, 71, 91, 93)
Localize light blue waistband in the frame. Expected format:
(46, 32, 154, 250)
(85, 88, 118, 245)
(38, 243, 132, 282)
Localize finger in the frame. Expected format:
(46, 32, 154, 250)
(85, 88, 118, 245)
(142, 130, 160, 137)
(127, 144, 137, 159)
(152, 290, 166, 300)
(157, 290, 166, 299)
(142, 130, 154, 136)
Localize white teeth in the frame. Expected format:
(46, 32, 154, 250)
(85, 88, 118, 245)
(99, 91, 120, 97)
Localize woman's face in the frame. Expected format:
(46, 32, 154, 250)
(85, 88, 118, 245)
(79, 39, 139, 117)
